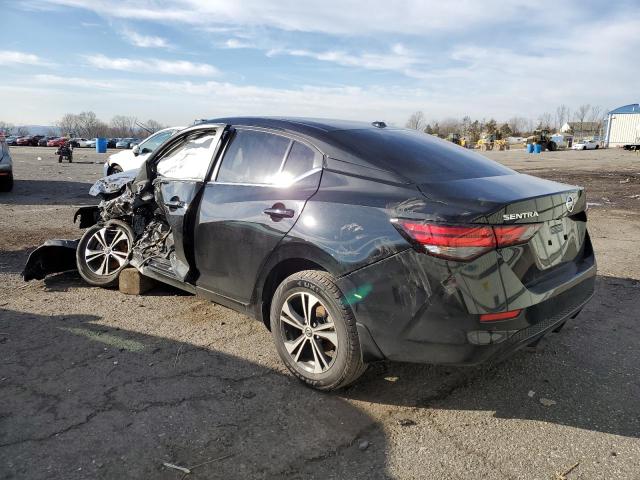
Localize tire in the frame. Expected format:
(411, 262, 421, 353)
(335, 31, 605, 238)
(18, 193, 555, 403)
(0, 173, 13, 192)
(270, 270, 367, 391)
(109, 164, 123, 175)
(76, 219, 134, 288)
(595, 145, 599, 149)
(548, 141, 557, 151)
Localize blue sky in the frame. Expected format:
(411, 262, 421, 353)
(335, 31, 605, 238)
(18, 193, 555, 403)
(1, 0, 639, 126)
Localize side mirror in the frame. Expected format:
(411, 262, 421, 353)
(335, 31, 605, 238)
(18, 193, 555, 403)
(132, 145, 140, 156)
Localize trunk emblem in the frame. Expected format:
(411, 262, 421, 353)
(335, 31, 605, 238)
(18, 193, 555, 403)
(566, 195, 575, 212)
(503, 211, 539, 221)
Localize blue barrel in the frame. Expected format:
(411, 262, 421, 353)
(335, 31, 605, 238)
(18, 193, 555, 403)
(96, 138, 107, 153)
(526, 143, 534, 153)
(534, 143, 542, 154)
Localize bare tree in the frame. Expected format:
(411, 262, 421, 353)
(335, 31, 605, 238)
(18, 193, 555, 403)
(573, 104, 592, 139)
(140, 119, 166, 136)
(507, 116, 527, 136)
(439, 117, 461, 137)
(110, 115, 137, 137)
(405, 111, 425, 130)
(56, 113, 81, 137)
(537, 112, 553, 130)
(555, 104, 570, 131)
(14, 126, 29, 136)
(0, 121, 15, 135)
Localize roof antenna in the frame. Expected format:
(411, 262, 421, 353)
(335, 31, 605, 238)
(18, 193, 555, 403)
(371, 121, 387, 128)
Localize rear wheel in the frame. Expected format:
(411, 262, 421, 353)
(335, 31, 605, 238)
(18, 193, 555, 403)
(76, 220, 134, 287)
(270, 270, 367, 391)
(548, 141, 557, 151)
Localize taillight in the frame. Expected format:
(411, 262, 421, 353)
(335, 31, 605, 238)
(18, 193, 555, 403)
(392, 220, 540, 261)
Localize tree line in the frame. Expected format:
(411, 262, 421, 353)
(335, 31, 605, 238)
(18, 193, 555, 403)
(405, 104, 606, 143)
(0, 112, 167, 139)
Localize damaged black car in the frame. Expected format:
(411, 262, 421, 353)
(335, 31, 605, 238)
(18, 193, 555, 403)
(24, 118, 596, 390)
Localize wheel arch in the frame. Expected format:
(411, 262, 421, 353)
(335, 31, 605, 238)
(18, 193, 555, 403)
(252, 242, 342, 329)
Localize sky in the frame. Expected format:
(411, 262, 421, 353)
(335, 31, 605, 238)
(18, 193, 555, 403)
(1, 0, 639, 127)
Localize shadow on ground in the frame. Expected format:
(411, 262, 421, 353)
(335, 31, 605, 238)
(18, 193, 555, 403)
(0, 309, 389, 480)
(0, 179, 95, 205)
(342, 275, 640, 439)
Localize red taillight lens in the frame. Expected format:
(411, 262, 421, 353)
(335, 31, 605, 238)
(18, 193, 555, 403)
(493, 224, 541, 247)
(479, 309, 522, 322)
(393, 220, 540, 261)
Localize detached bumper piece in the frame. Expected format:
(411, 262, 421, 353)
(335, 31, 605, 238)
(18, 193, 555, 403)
(22, 239, 79, 281)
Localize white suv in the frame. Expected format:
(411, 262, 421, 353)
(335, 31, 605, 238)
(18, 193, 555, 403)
(103, 127, 184, 176)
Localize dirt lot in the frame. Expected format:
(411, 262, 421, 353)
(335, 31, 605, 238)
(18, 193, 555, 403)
(1, 146, 639, 479)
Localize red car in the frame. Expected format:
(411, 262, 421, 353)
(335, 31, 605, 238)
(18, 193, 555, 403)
(16, 135, 45, 146)
(47, 137, 68, 147)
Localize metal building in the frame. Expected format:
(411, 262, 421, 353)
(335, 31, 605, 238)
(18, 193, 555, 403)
(605, 104, 640, 148)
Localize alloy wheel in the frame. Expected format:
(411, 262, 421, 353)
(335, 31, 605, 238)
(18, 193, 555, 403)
(280, 291, 338, 374)
(84, 225, 131, 276)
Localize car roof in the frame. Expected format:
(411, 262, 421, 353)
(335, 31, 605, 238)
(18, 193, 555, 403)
(201, 116, 516, 184)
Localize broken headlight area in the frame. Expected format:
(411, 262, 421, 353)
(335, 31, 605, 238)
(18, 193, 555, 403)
(23, 171, 177, 284)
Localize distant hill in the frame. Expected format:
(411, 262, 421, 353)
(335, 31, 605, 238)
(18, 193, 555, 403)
(18, 125, 61, 136)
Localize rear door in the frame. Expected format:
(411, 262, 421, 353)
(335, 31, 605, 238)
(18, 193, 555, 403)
(152, 125, 226, 281)
(194, 128, 323, 303)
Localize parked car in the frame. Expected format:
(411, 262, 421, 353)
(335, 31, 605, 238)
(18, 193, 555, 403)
(572, 139, 599, 150)
(47, 137, 68, 147)
(24, 118, 596, 391)
(5, 136, 18, 146)
(115, 138, 139, 149)
(16, 136, 33, 146)
(39, 136, 57, 146)
(86, 138, 97, 149)
(104, 127, 183, 175)
(107, 138, 118, 149)
(0, 137, 13, 191)
(69, 138, 94, 148)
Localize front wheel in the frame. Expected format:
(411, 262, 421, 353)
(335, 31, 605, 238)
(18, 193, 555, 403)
(76, 220, 134, 287)
(109, 164, 123, 175)
(270, 270, 367, 391)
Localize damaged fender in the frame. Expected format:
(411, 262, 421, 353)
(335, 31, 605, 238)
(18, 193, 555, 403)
(22, 239, 80, 281)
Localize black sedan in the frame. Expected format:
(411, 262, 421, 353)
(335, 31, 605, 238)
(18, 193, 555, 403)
(24, 118, 596, 390)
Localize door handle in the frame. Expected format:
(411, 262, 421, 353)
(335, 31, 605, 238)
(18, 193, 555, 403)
(164, 197, 185, 209)
(263, 206, 295, 219)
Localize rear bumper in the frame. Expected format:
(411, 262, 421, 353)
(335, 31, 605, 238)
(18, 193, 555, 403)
(338, 244, 596, 365)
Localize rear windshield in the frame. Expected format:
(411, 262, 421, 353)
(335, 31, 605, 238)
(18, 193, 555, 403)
(329, 128, 515, 183)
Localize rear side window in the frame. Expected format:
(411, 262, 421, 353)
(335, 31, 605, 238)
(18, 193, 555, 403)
(282, 141, 319, 179)
(329, 129, 515, 182)
(216, 130, 290, 184)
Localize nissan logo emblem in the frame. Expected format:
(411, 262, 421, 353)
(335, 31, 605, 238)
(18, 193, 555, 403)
(566, 195, 575, 213)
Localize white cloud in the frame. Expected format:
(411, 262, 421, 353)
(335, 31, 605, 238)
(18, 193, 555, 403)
(0, 50, 41, 66)
(83, 54, 219, 76)
(223, 38, 254, 49)
(36, 0, 572, 35)
(121, 30, 172, 49)
(267, 43, 422, 72)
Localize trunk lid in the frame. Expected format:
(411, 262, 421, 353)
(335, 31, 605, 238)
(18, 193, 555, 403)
(416, 173, 585, 224)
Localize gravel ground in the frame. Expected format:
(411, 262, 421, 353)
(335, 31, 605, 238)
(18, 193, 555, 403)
(1, 146, 639, 479)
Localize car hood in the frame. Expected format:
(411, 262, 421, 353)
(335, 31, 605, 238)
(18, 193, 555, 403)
(108, 149, 134, 163)
(89, 169, 138, 196)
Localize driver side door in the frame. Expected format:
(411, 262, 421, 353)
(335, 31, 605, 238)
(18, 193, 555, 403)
(150, 125, 226, 282)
